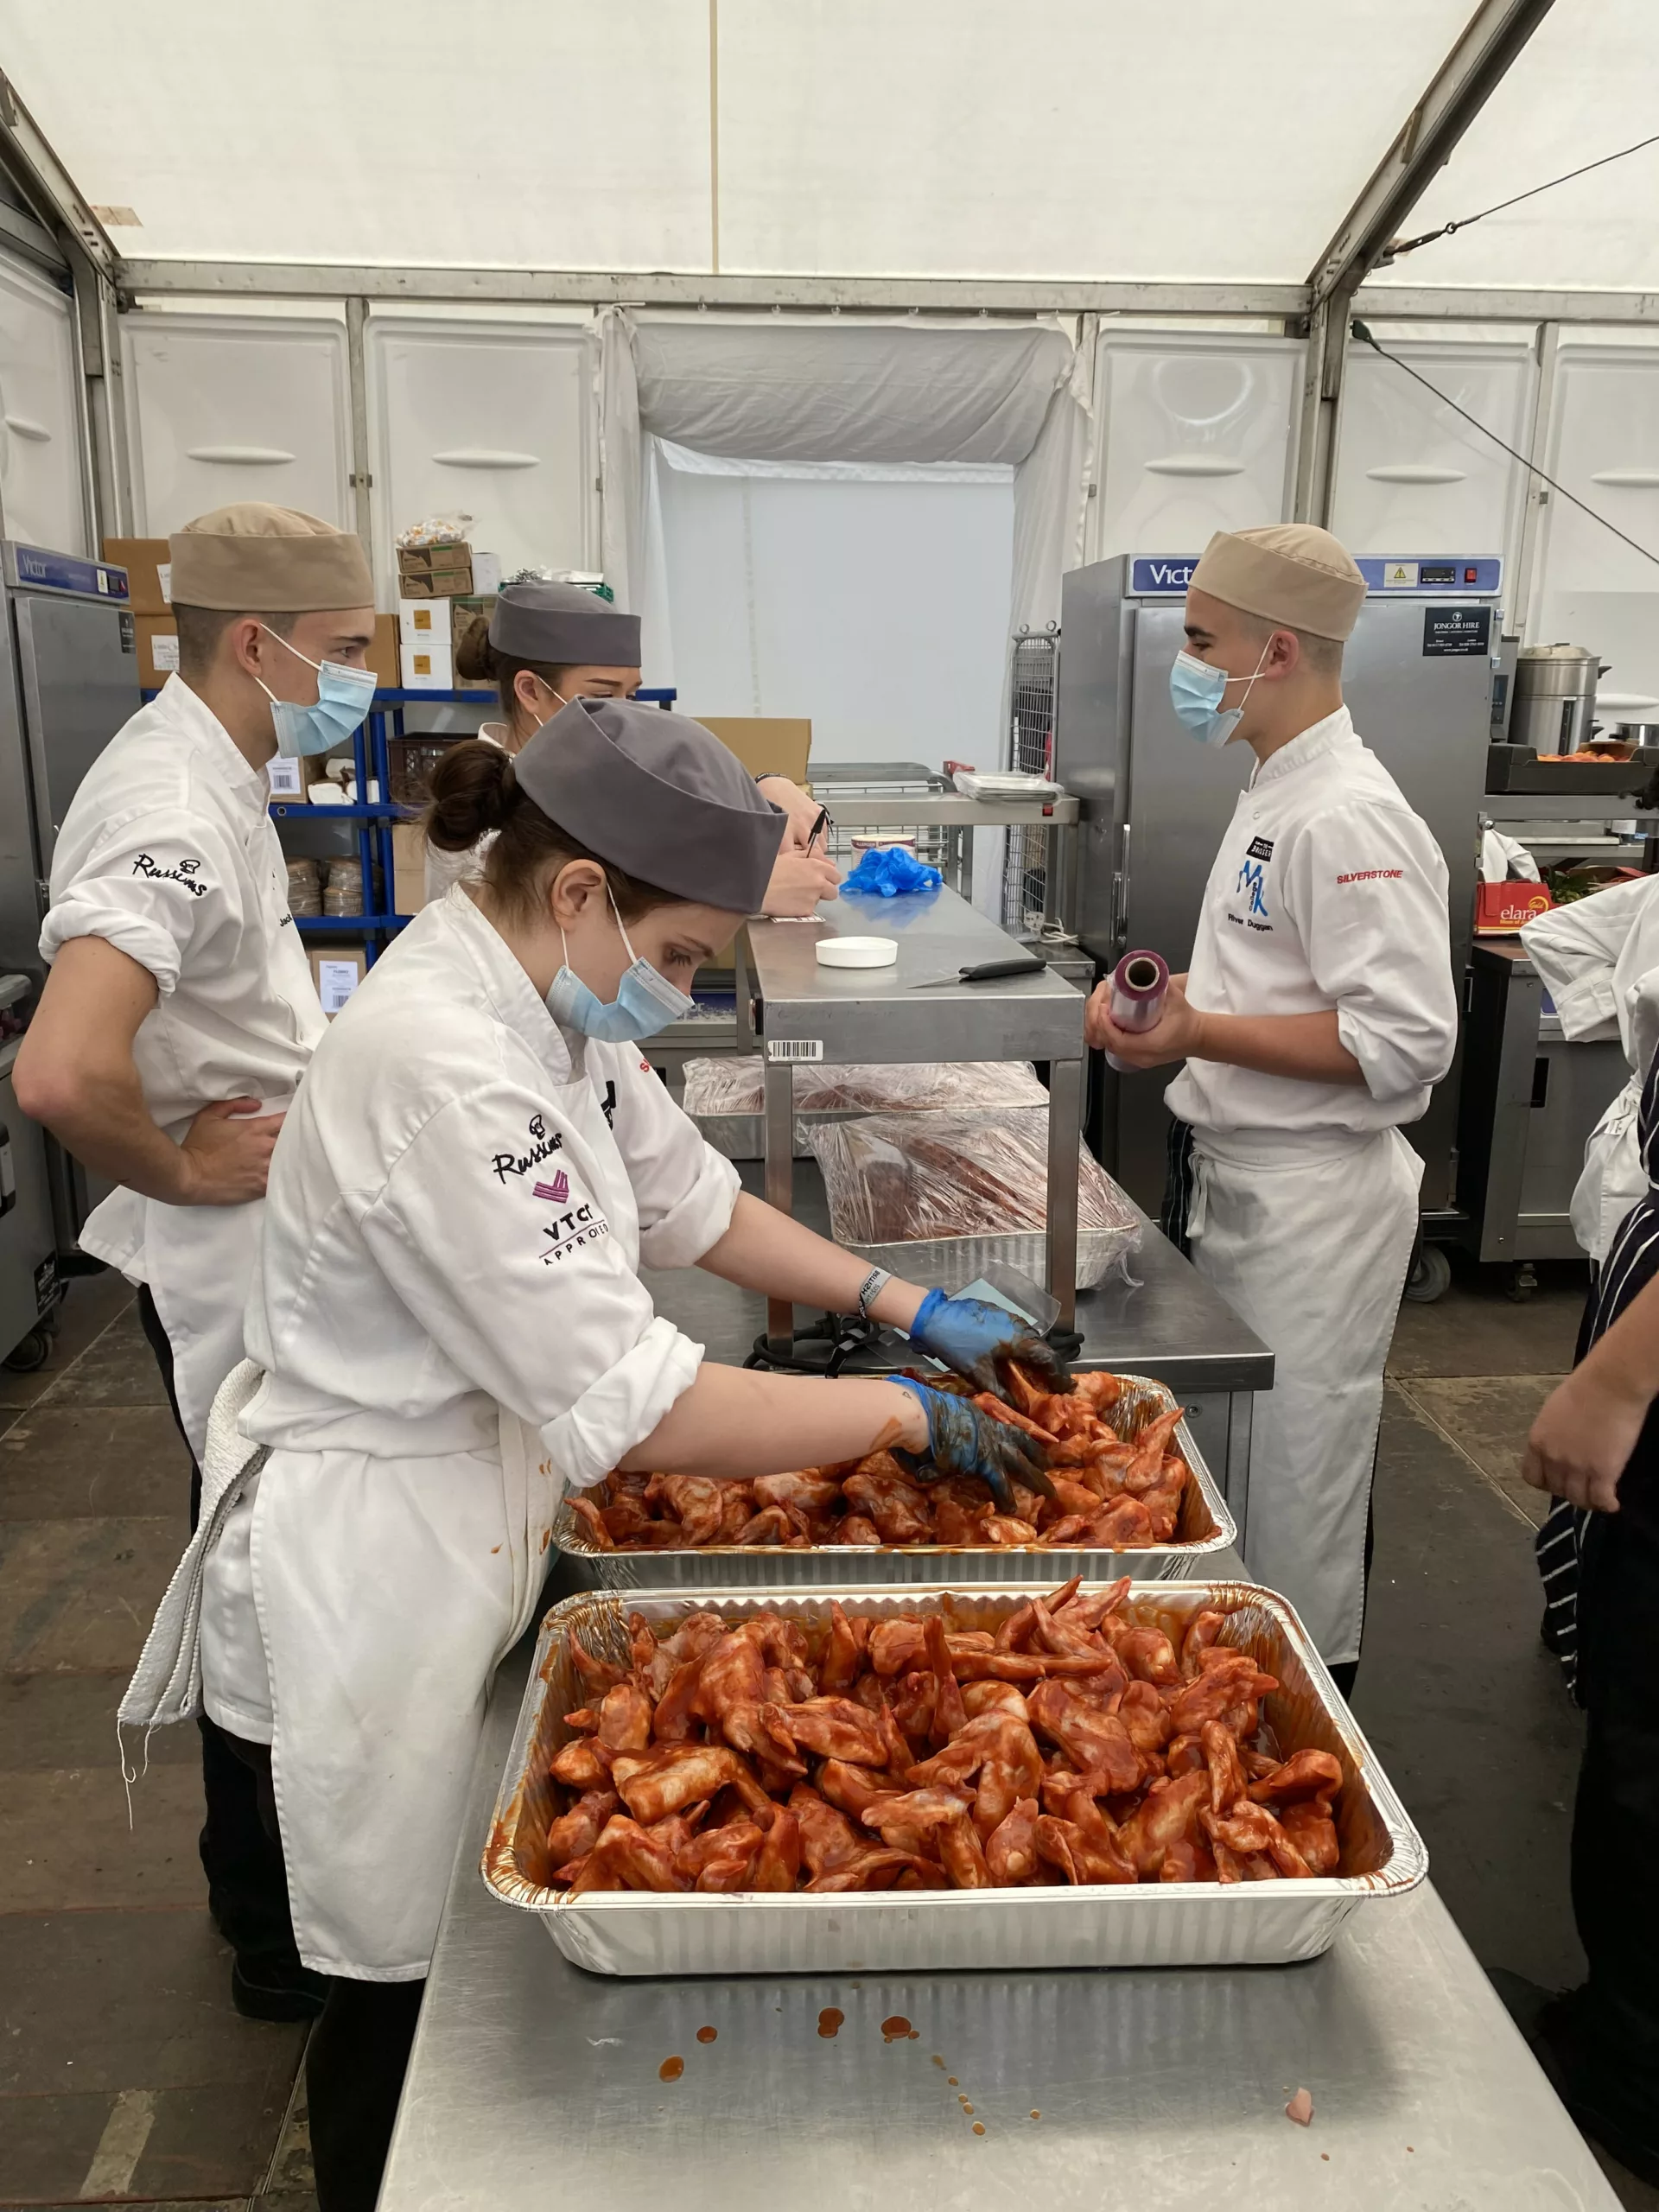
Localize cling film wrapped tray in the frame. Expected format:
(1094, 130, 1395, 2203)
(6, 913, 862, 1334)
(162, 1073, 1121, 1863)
(682, 1057, 1051, 1162)
(681, 1057, 1050, 1117)
(549, 1373, 1235, 1589)
(807, 1109, 1141, 1290)
(482, 1580, 1427, 1977)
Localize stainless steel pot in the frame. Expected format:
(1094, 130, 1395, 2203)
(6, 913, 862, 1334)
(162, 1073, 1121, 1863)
(1512, 644, 1607, 754)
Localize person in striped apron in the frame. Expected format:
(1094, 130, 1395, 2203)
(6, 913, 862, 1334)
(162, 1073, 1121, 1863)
(1511, 1001, 1659, 2183)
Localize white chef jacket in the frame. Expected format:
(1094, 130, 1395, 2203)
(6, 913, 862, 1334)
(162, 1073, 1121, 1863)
(39, 674, 325, 1459)
(1522, 874, 1659, 1262)
(1165, 706, 1459, 1145)
(1163, 707, 1455, 1666)
(196, 885, 739, 1976)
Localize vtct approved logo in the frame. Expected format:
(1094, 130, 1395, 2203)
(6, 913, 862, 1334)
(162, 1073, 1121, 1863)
(533, 1172, 569, 1205)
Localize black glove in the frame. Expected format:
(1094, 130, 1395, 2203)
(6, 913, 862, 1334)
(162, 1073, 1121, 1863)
(889, 1377, 1057, 1513)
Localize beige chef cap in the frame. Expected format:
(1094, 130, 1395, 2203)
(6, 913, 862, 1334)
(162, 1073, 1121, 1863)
(1190, 524, 1367, 642)
(168, 504, 374, 613)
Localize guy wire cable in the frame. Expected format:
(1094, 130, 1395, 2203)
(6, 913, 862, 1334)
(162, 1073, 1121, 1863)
(1385, 132, 1659, 260)
(1350, 321, 1659, 572)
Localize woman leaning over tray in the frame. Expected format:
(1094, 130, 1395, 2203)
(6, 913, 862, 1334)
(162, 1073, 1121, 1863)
(123, 696, 1061, 2212)
(435, 578, 839, 915)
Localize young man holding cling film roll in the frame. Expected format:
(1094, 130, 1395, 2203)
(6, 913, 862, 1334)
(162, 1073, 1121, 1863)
(1085, 524, 1458, 1691)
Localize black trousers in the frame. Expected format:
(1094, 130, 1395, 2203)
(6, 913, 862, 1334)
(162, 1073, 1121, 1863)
(135, 1282, 304, 1973)
(220, 1729, 424, 2212)
(1569, 1395, 1659, 2140)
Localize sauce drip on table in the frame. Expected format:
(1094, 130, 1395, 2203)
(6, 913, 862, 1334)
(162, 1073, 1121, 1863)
(658, 2056, 684, 2082)
(696, 2026, 717, 2044)
(880, 2014, 912, 2043)
(817, 2008, 844, 2038)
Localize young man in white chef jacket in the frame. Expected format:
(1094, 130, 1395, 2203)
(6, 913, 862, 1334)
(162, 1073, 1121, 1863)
(15, 503, 377, 2018)
(1086, 524, 1458, 1689)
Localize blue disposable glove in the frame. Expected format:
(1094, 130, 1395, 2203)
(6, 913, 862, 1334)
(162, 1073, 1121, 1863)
(889, 1376, 1057, 1512)
(907, 1287, 1069, 1400)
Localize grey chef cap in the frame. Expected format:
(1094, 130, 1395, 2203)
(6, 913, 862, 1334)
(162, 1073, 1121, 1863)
(513, 696, 785, 912)
(488, 582, 642, 667)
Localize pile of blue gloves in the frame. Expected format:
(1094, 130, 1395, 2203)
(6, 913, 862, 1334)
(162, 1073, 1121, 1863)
(841, 846, 943, 898)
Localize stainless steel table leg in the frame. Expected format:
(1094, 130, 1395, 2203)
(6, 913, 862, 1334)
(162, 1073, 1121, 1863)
(734, 930, 754, 1052)
(1045, 1055, 1082, 1332)
(764, 1058, 795, 1357)
(1225, 1389, 1252, 1555)
(959, 825, 974, 906)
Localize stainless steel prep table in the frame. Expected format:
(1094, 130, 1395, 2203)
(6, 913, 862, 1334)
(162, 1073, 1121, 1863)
(740, 887, 1086, 1351)
(378, 1615, 1618, 2212)
(640, 1160, 1274, 1548)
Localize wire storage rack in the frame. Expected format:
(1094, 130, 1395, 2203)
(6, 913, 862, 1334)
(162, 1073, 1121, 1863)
(807, 760, 962, 886)
(1003, 624, 1060, 932)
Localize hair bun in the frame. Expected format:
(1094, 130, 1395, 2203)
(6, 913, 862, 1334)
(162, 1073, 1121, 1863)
(425, 739, 516, 851)
(453, 613, 497, 683)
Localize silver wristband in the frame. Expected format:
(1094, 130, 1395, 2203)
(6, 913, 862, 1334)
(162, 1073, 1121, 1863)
(855, 1266, 893, 1321)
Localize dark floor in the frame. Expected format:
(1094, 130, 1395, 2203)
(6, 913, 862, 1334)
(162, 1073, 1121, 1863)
(0, 1250, 1649, 2207)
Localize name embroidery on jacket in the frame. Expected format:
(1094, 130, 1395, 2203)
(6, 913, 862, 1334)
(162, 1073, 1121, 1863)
(1336, 868, 1404, 884)
(132, 853, 207, 897)
(493, 1112, 563, 1184)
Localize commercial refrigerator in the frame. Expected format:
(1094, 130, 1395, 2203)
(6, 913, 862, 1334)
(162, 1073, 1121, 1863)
(1054, 552, 1503, 1218)
(0, 542, 138, 1345)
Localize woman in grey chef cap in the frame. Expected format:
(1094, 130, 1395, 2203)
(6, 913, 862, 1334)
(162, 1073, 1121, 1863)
(137, 698, 1059, 2210)
(442, 581, 839, 914)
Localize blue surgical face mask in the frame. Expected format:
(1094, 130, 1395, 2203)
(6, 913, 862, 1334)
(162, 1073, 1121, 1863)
(546, 886, 696, 1043)
(1168, 641, 1273, 748)
(256, 626, 378, 758)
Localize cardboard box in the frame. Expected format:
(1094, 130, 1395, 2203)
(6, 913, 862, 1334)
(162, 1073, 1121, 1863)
(697, 717, 812, 785)
(310, 943, 367, 1017)
(397, 567, 473, 599)
(133, 614, 180, 687)
(391, 822, 428, 918)
(367, 612, 398, 691)
(101, 537, 172, 613)
(400, 637, 454, 690)
(397, 541, 472, 577)
(398, 596, 451, 643)
(1475, 881, 1554, 933)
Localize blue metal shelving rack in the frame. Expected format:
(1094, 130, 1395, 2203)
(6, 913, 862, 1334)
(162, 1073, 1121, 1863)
(141, 683, 679, 969)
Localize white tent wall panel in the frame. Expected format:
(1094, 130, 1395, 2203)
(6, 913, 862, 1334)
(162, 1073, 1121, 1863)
(120, 313, 351, 539)
(1331, 337, 1535, 579)
(0, 1, 714, 273)
(657, 463, 1014, 774)
(1364, 0, 1659, 297)
(1530, 334, 1659, 713)
(0, 257, 86, 556)
(715, 0, 1474, 282)
(1087, 334, 1303, 563)
(364, 319, 597, 611)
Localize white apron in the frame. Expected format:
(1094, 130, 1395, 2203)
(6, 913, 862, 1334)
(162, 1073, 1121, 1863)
(1186, 1124, 1423, 1665)
(219, 1060, 632, 1978)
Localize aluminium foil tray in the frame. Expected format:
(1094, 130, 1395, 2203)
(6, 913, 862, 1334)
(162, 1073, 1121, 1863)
(483, 1578, 1427, 1977)
(549, 1373, 1235, 1589)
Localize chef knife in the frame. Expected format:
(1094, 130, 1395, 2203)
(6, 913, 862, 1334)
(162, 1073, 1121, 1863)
(908, 954, 1047, 988)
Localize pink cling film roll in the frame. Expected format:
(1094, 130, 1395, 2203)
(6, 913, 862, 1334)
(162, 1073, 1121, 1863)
(1104, 949, 1169, 1071)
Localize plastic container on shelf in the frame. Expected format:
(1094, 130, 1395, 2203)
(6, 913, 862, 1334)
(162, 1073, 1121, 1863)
(322, 858, 364, 917)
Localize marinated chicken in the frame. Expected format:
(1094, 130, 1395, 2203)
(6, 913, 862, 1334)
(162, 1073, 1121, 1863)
(569, 1364, 1192, 1553)
(544, 1581, 1346, 1895)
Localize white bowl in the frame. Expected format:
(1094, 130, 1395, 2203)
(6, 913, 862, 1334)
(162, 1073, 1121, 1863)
(816, 936, 899, 969)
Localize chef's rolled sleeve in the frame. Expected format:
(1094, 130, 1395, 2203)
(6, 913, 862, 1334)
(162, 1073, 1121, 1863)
(40, 809, 238, 995)
(1522, 877, 1652, 1042)
(1285, 801, 1458, 1103)
(601, 1044, 742, 1267)
(356, 1086, 703, 1485)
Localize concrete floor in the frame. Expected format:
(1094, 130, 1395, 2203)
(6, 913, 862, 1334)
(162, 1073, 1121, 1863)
(0, 1253, 1650, 2208)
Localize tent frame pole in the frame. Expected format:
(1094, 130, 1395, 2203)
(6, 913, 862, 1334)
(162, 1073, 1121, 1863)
(1292, 0, 1558, 523)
